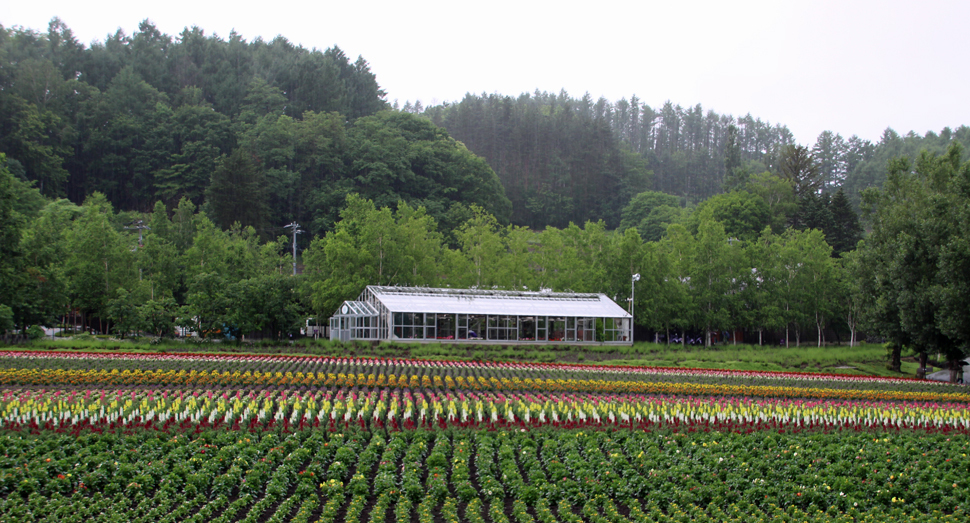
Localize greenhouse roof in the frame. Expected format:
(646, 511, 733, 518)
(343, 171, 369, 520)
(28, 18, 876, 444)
(337, 300, 380, 317)
(365, 286, 631, 318)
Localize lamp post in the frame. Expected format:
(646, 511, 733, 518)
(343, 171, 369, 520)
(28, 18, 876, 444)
(631, 273, 640, 343)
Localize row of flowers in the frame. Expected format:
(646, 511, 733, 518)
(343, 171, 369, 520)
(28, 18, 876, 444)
(3, 351, 962, 401)
(2, 350, 952, 386)
(2, 386, 969, 434)
(2, 365, 967, 404)
(0, 428, 967, 520)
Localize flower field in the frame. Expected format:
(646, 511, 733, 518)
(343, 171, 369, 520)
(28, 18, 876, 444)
(0, 350, 968, 521)
(3, 387, 970, 435)
(1, 351, 966, 400)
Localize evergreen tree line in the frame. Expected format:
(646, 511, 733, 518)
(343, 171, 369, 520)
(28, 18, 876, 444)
(422, 91, 652, 229)
(0, 19, 510, 240)
(422, 92, 970, 230)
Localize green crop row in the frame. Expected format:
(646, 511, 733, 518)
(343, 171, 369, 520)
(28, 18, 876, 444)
(0, 427, 966, 521)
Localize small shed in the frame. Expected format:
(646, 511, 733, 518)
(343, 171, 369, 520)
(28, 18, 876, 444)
(329, 286, 632, 344)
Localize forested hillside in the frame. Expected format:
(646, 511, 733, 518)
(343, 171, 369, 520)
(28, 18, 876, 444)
(423, 92, 652, 228)
(424, 93, 790, 227)
(0, 19, 511, 236)
(5, 19, 970, 235)
(422, 92, 970, 228)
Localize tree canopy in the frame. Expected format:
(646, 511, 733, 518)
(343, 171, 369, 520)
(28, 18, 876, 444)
(858, 143, 970, 377)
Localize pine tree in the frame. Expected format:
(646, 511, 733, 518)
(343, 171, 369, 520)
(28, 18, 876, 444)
(794, 192, 834, 238)
(721, 125, 747, 192)
(827, 188, 862, 256)
(205, 149, 268, 230)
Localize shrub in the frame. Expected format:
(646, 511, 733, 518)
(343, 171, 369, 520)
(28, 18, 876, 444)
(26, 325, 45, 340)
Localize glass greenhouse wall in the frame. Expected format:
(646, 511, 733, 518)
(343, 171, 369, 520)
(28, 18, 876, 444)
(329, 286, 632, 345)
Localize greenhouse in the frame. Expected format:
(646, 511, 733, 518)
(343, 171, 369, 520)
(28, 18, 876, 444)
(329, 286, 633, 344)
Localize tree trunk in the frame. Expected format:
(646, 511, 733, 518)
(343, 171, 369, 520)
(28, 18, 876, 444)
(917, 352, 928, 379)
(815, 312, 825, 347)
(887, 343, 901, 373)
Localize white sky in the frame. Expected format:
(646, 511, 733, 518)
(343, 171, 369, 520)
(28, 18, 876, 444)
(3, 0, 968, 146)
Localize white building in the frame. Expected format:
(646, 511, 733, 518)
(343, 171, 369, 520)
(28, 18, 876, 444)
(329, 286, 632, 344)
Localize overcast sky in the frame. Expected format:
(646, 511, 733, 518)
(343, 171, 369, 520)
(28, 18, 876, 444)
(3, 0, 968, 146)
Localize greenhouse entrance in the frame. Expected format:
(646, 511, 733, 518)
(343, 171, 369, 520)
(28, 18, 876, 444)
(329, 301, 380, 342)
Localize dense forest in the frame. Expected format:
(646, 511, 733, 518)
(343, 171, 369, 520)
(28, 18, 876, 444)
(1, 19, 969, 373)
(4, 19, 970, 234)
(0, 19, 511, 237)
(420, 92, 970, 226)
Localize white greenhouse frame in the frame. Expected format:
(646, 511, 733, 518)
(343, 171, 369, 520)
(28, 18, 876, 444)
(329, 286, 632, 345)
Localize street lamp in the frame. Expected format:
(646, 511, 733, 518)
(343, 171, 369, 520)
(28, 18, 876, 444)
(631, 273, 640, 343)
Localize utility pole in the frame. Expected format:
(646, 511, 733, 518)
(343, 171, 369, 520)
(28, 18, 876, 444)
(284, 222, 303, 276)
(124, 220, 150, 281)
(124, 220, 150, 249)
(631, 273, 640, 343)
